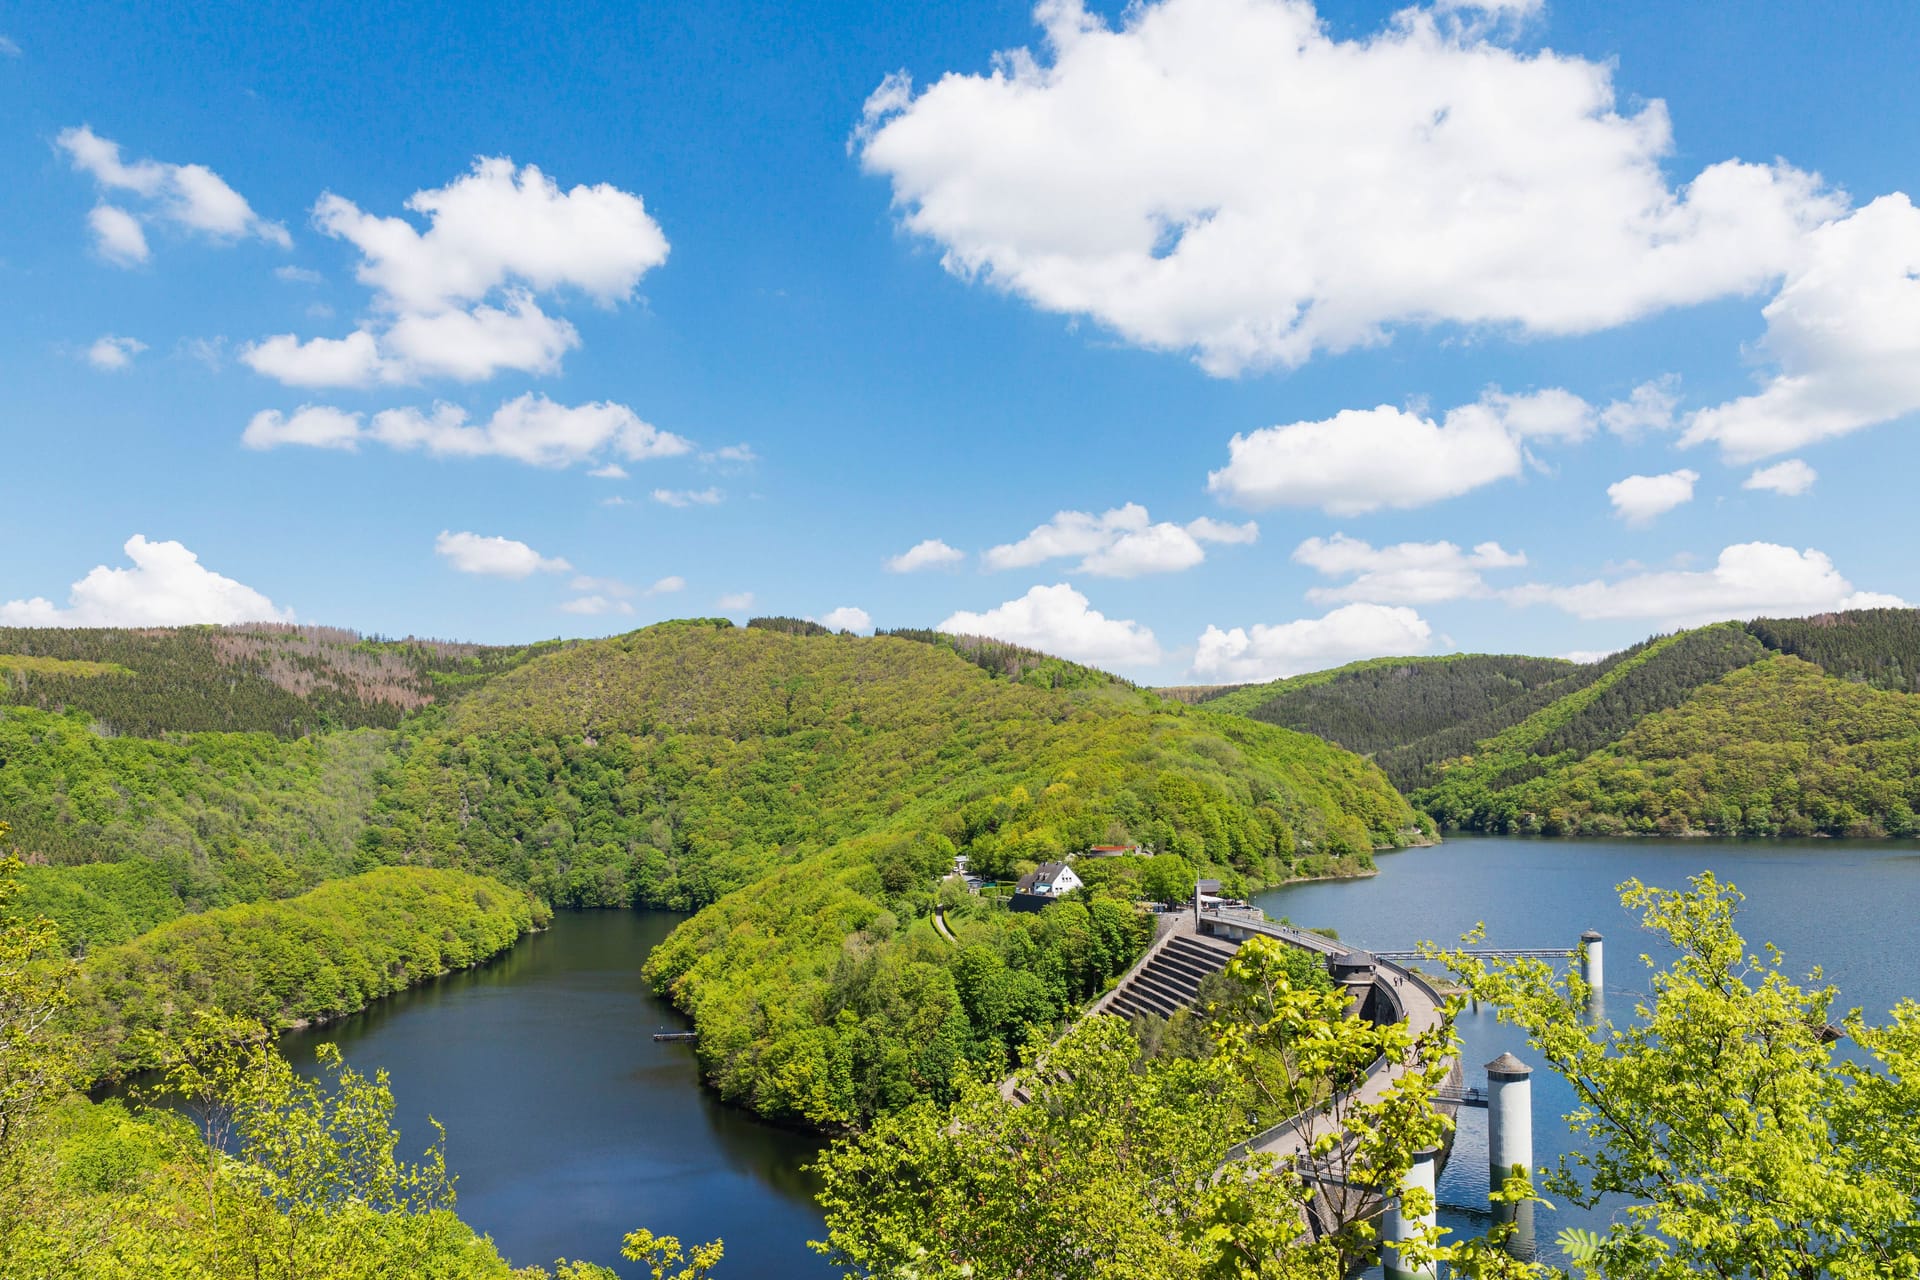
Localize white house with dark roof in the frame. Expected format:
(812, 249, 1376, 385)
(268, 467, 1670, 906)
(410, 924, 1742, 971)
(1012, 861, 1083, 900)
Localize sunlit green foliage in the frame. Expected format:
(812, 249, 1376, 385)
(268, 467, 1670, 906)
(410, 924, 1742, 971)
(1192, 609, 1920, 838)
(68, 867, 546, 1078)
(351, 624, 1409, 1125)
(1418, 656, 1920, 836)
(810, 937, 1510, 1280)
(1437, 875, 1920, 1279)
(0, 706, 388, 948)
(363, 625, 1411, 910)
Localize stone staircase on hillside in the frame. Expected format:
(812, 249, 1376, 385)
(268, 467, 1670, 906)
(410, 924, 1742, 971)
(1102, 931, 1241, 1021)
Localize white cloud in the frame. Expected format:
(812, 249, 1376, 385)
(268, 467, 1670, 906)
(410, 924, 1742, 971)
(821, 605, 873, 632)
(1294, 534, 1526, 604)
(1193, 603, 1433, 682)
(86, 335, 147, 371)
(589, 463, 628, 479)
(559, 595, 634, 616)
(1207, 387, 1588, 515)
(1684, 195, 1920, 461)
(652, 487, 724, 507)
(275, 265, 324, 285)
(87, 204, 149, 265)
(242, 331, 385, 387)
(886, 538, 966, 573)
(717, 591, 755, 610)
(855, 0, 1837, 374)
(1744, 458, 1816, 496)
(0, 534, 291, 627)
(1606, 469, 1699, 526)
(646, 575, 685, 595)
(433, 530, 571, 578)
(701, 443, 758, 465)
(242, 405, 365, 451)
(0, 34, 20, 57)
(1509, 542, 1905, 627)
(569, 574, 633, 598)
(243, 157, 668, 387)
(1183, 516, 1260, 545)
(939, 583, 1161, 668)
(240, 393, 689, 470)
(984, 503, 1256, 576)
(57, 126, 288, 262)
(1559, 649, 1615, 664)
(1599, 377, 1681, 438)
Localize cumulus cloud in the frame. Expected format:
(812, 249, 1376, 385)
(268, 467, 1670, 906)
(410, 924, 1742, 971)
(1683, 195, 1920, 461)
(1606, 469, 1699, 526)
(646, 575, 686, 595)
(886, 538, 967, 573)
(241, 405, 365, 451)
(0, 535, 290, 627)
(717, 591, 755, 610)
(242, 157, 669, 387)
(1294, 534, 1526, 604)
(984, 503, 1256, 577)
(434, 530, 571, 578)
(569, 574, 634, 598)
(87, 204, 149, 265)
(652, 487, 723, 508)
(939, 583, 1161, 668)
(821, 605, 873, 632)
(1509, 542, 1905, 627)
(559, 594, 634, 616)
(1744, 458, 1817, 496)
(855, 0, 1837, 374)
(1207, 387, 1589, 515)
(57, 126, 289, 263)
(241, 394, 689, 469)
(1559, 649, 1615, 664)
(1193, 603, 1433, 682)
(86, 335, 147, 371)
(275, 265, 324, 285)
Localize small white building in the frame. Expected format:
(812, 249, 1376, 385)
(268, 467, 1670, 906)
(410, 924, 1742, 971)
(1014, 861, 1083, 898)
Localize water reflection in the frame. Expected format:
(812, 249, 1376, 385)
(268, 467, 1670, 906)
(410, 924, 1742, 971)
(278, 910, 832, 1280)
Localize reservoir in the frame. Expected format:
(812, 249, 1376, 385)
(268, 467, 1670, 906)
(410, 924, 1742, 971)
(279, 910, 836, 1279)
(281, 837, 1920, 1276)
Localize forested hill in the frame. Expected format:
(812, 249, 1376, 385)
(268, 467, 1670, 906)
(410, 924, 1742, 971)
(0, 623, 551, 738)
(6, 617, 1416, 1130)
(1178, 608, 1920, 838)
(363, 619, 1417, 1124)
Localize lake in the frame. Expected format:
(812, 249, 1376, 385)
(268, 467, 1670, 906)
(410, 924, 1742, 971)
(279, 910, 835, 1278)
(283, 836, 1920, 1275)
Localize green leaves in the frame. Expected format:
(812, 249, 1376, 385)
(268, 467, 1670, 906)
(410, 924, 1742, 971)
(1438, 874, 1920, 1280)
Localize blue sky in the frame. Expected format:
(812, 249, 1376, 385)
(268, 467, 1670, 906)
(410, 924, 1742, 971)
(3, 0, 1918, 683)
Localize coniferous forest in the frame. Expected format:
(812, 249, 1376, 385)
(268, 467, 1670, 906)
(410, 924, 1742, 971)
(1183, 610, 1920, 836)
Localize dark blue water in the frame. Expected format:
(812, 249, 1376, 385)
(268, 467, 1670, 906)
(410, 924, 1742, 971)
(279, 910, 833, 1280)
(1254, 835, 1920, 1252)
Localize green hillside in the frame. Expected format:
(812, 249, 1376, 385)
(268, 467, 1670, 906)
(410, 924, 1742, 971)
(0, 623, 549, 738)
(1, 705, 389, 948)
(361, 620, 1416, 1124)
(3, 618, 1412, 1131)
(1185, 609, 1920, 838)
